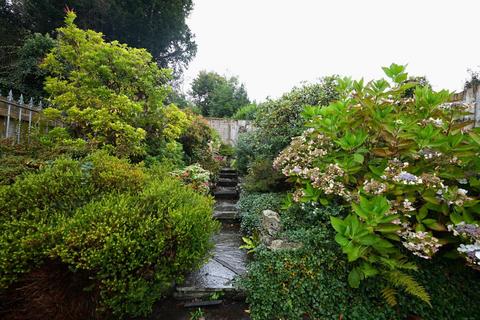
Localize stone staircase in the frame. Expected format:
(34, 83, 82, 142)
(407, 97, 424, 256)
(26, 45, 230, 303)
(174, 168, 246, 300)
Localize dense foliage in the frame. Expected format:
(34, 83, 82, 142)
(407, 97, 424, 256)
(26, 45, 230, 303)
(242, 158, 288, 193)
(0, 10, 223, 320)
(0, 33, 55, 97)
(179, 112, 222, 173)
(190, 71, 250, 118)
(0, 0, 196, 78)
(242, 202, 480, 320)
(233, 103, 258, 120)
(0, 151, 218, 318)
(256, 77, 339, 154)
(172, 163, 212, 195)
(0, 128, 91, 185)
(238, 192, 285, 235)
(274, 64, 480, 304)
(235, 76, 339, 195)
(41, 12, 189, 157)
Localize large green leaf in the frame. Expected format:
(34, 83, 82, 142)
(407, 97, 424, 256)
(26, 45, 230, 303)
(348, 267, 362, 288)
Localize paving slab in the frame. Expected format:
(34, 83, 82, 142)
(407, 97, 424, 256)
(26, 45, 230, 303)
(183, 229, 246, 286)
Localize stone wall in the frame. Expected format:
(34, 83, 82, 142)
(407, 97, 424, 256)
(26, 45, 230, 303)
(453, 86, 480, 127)
(206, 118, 254, 146)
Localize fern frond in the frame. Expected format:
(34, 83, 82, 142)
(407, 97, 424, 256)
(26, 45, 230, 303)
(381, 287, 398, 307)
(378, 256, 418, 271)
(395, 257, 418, 271)
(386, 270, 431, 306)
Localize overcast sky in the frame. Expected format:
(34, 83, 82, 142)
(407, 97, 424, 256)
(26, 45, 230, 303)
(182, 0, 479, 102)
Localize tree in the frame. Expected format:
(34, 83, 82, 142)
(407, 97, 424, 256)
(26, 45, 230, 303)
(0, 0, 196, 77)
(233, 103, 258, 120)
(41, 11, 189, 157)
(0, 33, 55, 97)
(465, 68, 480, 90)
(191, 71, 250, 117)
(402, 76, 431, 98)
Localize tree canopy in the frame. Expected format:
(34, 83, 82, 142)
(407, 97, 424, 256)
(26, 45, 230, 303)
(0, 0, 196, 93)
(191, 71, 250, 118)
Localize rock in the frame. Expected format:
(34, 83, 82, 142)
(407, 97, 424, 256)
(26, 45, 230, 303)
(268, 239, 303, 251)
(261, 210, 281, 236)
(260, 234, 273, 246)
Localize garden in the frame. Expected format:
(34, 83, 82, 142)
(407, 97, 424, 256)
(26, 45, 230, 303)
(1, 4, 480, 320)
(236, 65, 480, 319)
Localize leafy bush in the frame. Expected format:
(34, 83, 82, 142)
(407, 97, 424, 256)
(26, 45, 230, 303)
(280, 200, 345, 230)
(0, 151, 145, 288)
(235, 131, 264, 175)
(0, 152, 218, 318)
(41, 11, 185, 157)
(242, 204, 480, 320)
(0, 128, 91, 185)
(238, 192, 285, 235)
(179, 112, 221, 175)
(233, 103, 257, 120)
(274, 63, 480, 303)
(253, 76, 339, 157)
(219, 143, 235, 157)
(172, 164, 212, 195)
(236, 77, 339, 177)
(243, 158, 289, 193)
(50, 177, 218, 317)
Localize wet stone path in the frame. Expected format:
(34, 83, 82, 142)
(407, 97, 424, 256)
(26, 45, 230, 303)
(158, 168, 249, 319)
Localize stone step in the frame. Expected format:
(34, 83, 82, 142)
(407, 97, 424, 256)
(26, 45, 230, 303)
(173, 286, 245, 300)
(215, 200, 237, 212)
(175, 229, 247, 300)
(220, 168, 237, 174)
(217, 177, 237, 187)
(214, 187, 239, 200)
(219, 172, 238, 179)
(213, 210, 239, 222)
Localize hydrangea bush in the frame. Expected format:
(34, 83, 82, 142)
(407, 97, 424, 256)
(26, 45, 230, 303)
(274, 64, 480, 304)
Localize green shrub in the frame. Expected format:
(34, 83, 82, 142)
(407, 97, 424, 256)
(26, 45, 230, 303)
(243, 158, 289, 193)
(253, 76, 339, 157)
(219, 143, 235, 157)
(274, 64, 480, 302)
(179, 113, 221, 175)
(233, 103, 257, 120)
(41, 12, 184, 157)
(0, 151, 219, 318)
(0, 151, 145, 289)
(235, 131, 261, 175)
(236, 77, 339, 179)
(86, 150, 146, 193)
(50, 177, 218, 317)
(238, 192, 285, 235)
(243, 204, 480, 320)
(280, 201, 345, 231)
(0, 129, 91, 186)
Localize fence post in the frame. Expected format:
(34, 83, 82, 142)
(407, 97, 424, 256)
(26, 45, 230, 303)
(17, 94, 24, 144)
(6, 90, 12, 139)
(475, 86, 480, 128)
(28, 98, 33, 142)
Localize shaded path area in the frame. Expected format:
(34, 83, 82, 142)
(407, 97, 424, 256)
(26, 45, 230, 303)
(150, 168, 249, 319)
